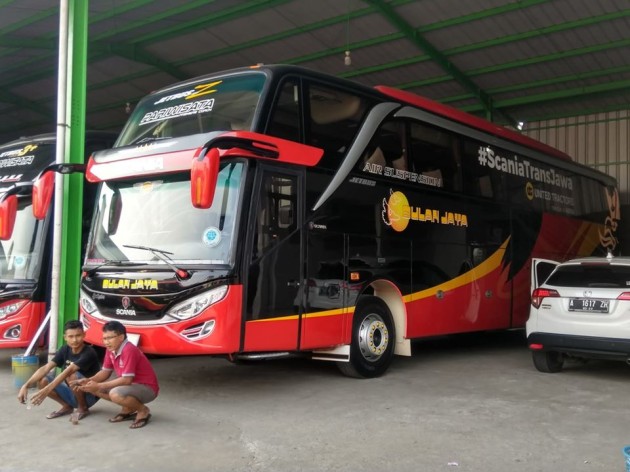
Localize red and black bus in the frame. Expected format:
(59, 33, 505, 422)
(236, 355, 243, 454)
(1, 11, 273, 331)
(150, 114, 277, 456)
(0, 132, 116, 349)
(69, 65, 617, 377)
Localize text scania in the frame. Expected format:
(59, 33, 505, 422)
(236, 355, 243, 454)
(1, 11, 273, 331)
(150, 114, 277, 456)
(116, 308, 137, 316)
(478, 146, 573, 190)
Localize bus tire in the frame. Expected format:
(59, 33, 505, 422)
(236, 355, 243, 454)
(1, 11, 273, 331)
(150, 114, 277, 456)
(532, 350, 563, 373)
(337, 296, 395, 379)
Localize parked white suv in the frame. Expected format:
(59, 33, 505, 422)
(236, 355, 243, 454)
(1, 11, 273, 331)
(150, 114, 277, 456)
(526, 255, 630, 373)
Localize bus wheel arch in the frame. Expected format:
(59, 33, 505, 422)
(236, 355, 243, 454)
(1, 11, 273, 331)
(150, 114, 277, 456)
(370, 279, 409, 357)
(337, 281, 408, 378)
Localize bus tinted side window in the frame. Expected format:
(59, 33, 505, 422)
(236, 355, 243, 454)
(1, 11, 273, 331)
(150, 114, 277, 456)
(267, 80, 301, 142)
(306, 83, 369, 169)
(253, 174, 297, 258)
(461, 140, 504, 200)
(580, 177, 606, 218)
(408, 122, 461, 192)
(360, 120, 406, 172)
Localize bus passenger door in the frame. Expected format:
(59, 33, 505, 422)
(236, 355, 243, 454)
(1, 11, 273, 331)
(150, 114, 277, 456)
(299, 232, 347, 350)
(243, 167, 304, 352)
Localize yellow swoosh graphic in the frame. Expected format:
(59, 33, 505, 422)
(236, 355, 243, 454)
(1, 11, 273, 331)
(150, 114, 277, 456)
(250, 238, 510, 323)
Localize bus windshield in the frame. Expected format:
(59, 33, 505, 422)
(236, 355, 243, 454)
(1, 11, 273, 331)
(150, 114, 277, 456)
(0, 198, 46, 282)
(85, 162, 245, 267)
(117, 73, 266, 147)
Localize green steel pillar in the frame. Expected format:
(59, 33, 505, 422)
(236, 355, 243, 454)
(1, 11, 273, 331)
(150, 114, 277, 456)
(57, 0, 88, 345)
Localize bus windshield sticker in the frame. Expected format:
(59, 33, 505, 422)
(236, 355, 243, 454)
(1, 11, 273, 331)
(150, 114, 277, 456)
(153, 80, 222, 105)
(381, 189, 468, 233)
(186, 81, 222, 100)
(139, 98, 215, 126)
(134, 181, 161, 193)
(0, 154, 35, 168)
(202, 227, 222, 247)
(0, 174, 23, 183)
(0, 144, 38, 160)
(12, 255, 27, 269)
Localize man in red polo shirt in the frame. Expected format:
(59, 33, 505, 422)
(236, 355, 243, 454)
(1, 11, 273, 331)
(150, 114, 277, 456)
(74, 320, 159, 429)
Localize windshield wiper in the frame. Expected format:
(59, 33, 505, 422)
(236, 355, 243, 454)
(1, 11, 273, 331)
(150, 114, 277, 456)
(122, 244, 191, 280)
(83, 260, 147, 277)
(132, 136, 171, 145)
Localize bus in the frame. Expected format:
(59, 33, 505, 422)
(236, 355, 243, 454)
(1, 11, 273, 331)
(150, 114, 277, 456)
(0, 132, 117, 349)
(61, 65, 617, 377)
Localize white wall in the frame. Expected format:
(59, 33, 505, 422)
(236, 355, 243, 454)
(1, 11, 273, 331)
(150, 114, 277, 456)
(522, 110, 630, 252)
(522, 110, 630, 205)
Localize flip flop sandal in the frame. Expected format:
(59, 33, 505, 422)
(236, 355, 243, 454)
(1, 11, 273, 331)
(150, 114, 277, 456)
(109, 411, 137, 423)
(70, 411, 90, 423)
(129, 413, 152, 429)
(46, 409, 72, 419)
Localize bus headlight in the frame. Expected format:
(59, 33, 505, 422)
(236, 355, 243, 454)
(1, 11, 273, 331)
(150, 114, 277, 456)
(0, 300, 27, 320)
(167, 285, 228, 321)
(80, 291, 98, 314)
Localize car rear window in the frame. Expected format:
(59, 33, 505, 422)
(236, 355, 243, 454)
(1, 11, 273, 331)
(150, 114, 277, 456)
(546, 264, 630, 288)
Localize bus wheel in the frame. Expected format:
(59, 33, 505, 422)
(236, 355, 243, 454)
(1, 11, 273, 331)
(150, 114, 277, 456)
(532, 350, 563, 373)
(337, 296, 395, 378)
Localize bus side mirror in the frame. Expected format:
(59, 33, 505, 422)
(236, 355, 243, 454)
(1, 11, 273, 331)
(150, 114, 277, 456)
(0, 195, 17, 240)
(191, 147, 219, 209)
(32, 170, 55, 220)
(32, 163, 87, 220)
(108, 190, 122, 236)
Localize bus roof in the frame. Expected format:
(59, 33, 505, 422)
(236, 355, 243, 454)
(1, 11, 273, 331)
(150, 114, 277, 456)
(140, 63, 381, 99)
(0, 131, 119, 190)
(0, 130, 119, 150)
(0, 132, 57, 149)
(375, 85, 572, 162)
(118, 64, 584, 170)
(157, 65, 572, 164)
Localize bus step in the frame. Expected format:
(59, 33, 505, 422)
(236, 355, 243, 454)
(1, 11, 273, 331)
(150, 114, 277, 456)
(312, 345, 350, 362)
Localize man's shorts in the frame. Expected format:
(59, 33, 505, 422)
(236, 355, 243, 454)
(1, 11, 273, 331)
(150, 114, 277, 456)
(110, 383, 157, 404)
(48, 372, 99, 409)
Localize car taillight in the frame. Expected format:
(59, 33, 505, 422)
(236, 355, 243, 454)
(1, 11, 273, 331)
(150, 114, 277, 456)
(617, 292, 630, 300)
(531, 288, 560, 309)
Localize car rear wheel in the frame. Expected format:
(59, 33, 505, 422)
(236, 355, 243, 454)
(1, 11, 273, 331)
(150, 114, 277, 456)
(532, 350, 564, 373)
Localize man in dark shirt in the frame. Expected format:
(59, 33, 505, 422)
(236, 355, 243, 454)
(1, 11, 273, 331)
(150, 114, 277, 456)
(17, 320, 100, 421)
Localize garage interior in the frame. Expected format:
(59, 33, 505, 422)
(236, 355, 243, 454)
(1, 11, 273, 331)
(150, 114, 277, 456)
(0, 0, 630, 242)
(1, 0, 629, 242)
(1, 3, 630, 470)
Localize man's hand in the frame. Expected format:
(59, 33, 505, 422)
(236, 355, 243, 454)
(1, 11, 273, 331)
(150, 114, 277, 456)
(69, 378, 88, 391)
(30, 387, 49, 406)
(80, 380, 100, 394)
(17, 385, 28, 404)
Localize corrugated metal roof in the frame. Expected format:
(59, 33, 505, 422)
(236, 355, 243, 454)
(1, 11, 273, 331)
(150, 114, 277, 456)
(0, 0, 628, 142)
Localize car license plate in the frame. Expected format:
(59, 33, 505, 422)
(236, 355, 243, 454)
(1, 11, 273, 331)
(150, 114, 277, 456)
(568, 298, 609, 313)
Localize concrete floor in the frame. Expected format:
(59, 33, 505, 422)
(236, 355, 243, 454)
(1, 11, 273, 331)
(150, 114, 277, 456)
(2, 330, 630, 472)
